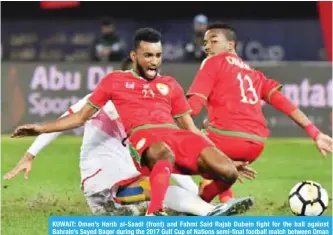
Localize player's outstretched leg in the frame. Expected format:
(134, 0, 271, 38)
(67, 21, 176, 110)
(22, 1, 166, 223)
(142, 141, 175, 216)
(218, 188, 234, 203)
(197, 146, 238, 202)
(197, 147, 254, 215)
(200, 180, 234, 203)
(206, 197, 254, 216)
(196, 146, 253, 215)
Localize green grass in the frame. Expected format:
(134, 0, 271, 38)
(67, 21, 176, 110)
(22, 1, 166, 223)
(1, 136, 332, 235)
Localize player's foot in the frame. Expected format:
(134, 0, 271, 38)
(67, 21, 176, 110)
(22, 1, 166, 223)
(164, 208, 188, 216)
(206, 197, 254, 216)
(145, 209, 168, 216)
(106, 201, 149, 216)
(219, 195, 234, 203)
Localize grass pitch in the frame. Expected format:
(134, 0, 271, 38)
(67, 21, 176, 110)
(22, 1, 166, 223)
(1, 136, 332, 235)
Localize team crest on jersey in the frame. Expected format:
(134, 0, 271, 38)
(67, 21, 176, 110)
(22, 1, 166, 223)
(156, 83, 169, 96)
(136, 138, 146, 150)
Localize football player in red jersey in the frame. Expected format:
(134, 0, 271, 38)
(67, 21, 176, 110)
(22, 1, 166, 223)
(187, 22, 333, 203)
(11, 28, 256, 216)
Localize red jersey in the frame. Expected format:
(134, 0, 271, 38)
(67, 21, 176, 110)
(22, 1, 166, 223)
(187, 53, 282, 139)
(89, 70, 191, 133)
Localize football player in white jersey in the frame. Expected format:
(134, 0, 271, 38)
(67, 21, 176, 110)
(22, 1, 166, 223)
(5, 92, 248, 216)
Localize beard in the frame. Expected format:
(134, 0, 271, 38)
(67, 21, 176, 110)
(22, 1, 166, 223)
(136, 62, 158, 81)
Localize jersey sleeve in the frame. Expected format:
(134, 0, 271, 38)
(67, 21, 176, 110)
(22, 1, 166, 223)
(27, 132, 63, 156)
(27, 109, 71, 156)
(68, 94, 92, 114)
(27, 94, 95, 157)
(260, 72, 283, 103)
(187, 56, 220, 100)
(88, 74, 114, 109)
(170, 80, 192, 118)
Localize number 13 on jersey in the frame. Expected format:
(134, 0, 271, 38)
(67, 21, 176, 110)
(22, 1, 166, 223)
(236, 73, 259, 105)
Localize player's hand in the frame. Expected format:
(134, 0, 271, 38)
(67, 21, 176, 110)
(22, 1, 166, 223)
(315, 133, 333, 157)
(11, 124, 43, 138)
(4, 152, 34, 180)
(233, 161, 257, 183)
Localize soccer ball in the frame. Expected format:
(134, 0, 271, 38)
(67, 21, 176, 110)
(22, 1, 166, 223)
(288, 181, 329, 216)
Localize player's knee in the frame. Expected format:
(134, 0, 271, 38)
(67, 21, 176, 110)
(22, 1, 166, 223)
(144, 142, 175, 168)
(200, 147, 238, 183)
(222, 165, 239, 184)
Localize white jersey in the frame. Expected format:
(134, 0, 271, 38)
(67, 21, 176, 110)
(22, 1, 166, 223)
(68, 94, 141, 196)
(28, 94, 141, 197)
(27, 93, 198, 203)
(68, 94, 127, 161)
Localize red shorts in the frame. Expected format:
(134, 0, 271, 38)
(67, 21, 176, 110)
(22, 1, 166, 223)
(129, 127, 213, 174)
(206, 129, 265, 163)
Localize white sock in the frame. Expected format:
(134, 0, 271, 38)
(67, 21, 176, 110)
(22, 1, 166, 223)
(171, 174, 199, 195)
(164, 185, 214, 216)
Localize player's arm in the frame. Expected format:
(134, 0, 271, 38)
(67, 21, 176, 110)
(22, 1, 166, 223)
(176, 114, 203, 135)
(11, 76, 113, 138)
(4, 128, 64, 180)
(4, 94, 93, 180)
(171, 81, 214, 144)
(262, 77, 314, 131)
(187, 56, 220, 116)
(176, 114, 215, 145)
(170, 80, 198, 132)
(12, 104, 94, 137)
(26, 94, 93, 157)
(262, 76, 332, 157)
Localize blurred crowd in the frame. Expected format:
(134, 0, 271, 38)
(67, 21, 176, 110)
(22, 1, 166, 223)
(91, 18, 126, 62)
(91, 14, 209, 62)
(2, 1, 329, 62)
(2, 13, 328, 62)
(2, 14, 211, 62)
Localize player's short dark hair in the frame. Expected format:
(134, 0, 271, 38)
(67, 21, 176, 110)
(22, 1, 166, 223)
(120, 57, 133, 71)
(207, 22, 237, 46)
(133, 28, 162, 50)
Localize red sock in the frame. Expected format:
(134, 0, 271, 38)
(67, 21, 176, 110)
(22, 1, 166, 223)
(200, 180, 231, 203)
(147, 160, 173, 214)
(218, 189, 234, 203)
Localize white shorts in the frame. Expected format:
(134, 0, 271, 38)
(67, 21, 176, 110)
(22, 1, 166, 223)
(80, 147, 141, 213)
(79, 142, 199, 214)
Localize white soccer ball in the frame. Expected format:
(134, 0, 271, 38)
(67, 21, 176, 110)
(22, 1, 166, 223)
(288, 181, 329, 216)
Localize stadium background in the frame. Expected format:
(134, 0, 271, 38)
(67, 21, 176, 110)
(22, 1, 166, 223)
(1, 2, 332, 232)
(1, 1, 332, 137)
